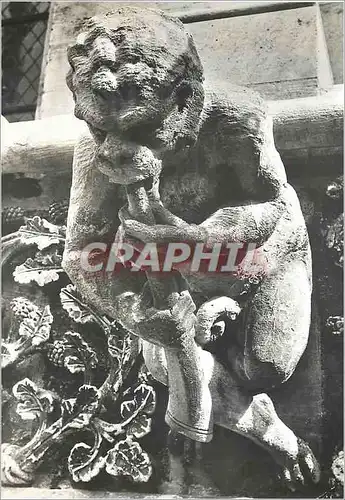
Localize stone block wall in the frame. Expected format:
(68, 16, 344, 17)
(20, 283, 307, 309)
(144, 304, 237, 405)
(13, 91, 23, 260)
(36, 1, 343, 117)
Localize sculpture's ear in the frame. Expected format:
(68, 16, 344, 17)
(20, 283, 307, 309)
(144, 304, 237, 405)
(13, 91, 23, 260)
(173, 79, 204, 150)
(176, 80, 194, 112)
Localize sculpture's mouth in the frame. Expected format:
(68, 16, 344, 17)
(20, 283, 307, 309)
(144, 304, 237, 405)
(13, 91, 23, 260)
(96, 159, 149, 185)
(126, 175, 155, 193)
(95, 152, 160, 186)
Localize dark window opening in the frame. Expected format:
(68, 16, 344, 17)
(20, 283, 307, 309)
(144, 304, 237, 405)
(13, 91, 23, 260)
(2, 1, 50, 122)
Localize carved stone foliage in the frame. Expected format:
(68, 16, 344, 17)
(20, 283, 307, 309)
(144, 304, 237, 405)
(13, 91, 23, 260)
(319, 176, 344, 338)
(1, 214, 159, 490)
(307, 175, 344, 499)
(323, 176, 344, 270)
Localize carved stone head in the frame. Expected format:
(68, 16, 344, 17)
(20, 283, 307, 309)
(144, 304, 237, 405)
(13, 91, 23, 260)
(67, 7, 205, 180)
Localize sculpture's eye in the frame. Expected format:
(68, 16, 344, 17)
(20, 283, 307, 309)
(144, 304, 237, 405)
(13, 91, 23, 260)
(93, 87, 108, 102)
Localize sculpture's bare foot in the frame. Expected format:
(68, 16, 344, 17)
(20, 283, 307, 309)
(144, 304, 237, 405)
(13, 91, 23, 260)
(143, 344, 321, 490)
(273, 437, 320, 491)
(233, 393, 320, 492)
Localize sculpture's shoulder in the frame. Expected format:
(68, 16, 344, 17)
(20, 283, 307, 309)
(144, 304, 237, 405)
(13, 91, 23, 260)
(200, 80, 269, 136)
(196, 81, 288, 201)
(198, 82, 272, 158)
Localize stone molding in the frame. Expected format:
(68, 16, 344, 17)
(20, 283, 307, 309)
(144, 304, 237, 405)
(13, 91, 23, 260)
(2, 88, 343, 176)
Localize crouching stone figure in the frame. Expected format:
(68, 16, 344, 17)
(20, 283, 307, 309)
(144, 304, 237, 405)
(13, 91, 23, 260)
(63, 7, 320, 489)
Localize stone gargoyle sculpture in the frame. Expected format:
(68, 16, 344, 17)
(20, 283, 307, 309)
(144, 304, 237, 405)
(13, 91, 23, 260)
(63, 7, 320, 489)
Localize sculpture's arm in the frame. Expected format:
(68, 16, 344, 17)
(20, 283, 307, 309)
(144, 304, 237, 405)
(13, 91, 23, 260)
(62, 134, 146, 323)
(200, 195, 286, 245)
(123, 112, 290, 246)
(121, 192, 287, 246)
(62, 135, 197, 345)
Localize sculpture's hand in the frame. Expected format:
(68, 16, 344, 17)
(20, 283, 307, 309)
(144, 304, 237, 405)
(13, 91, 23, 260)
(131, 290, 196, 347)
(119, 207, 206, 244)
(149, 201, 190, 228)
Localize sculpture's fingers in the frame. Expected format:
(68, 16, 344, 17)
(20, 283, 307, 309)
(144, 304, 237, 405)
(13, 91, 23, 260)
(172, 293, 196, 323)
(151, 202, 189, 227)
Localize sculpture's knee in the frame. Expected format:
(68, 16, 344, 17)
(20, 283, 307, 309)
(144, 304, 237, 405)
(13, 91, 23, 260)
(230, 346, 293, 390)
(243, 355, 293, 389)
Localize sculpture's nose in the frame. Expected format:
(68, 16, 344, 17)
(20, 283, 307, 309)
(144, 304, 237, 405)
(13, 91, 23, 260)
(91, 66, 119, 101)
(90, 36, 118, 101)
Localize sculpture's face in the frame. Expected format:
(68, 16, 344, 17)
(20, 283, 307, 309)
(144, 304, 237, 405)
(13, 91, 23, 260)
(67, 11, 204, 184)
(68, 36, 174, 141)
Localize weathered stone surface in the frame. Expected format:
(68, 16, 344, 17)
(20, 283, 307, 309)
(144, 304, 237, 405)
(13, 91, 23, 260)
(188, 5, 332, 99)
(41, 2, 314, 47)
(37, 3, 338, 117)
(320, 2, 344, 84)
(2, 4, 343, 498)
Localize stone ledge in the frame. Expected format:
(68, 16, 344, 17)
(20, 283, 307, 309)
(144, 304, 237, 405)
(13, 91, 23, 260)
(2, 488, 171, 499)
(2, 88, 343, 176)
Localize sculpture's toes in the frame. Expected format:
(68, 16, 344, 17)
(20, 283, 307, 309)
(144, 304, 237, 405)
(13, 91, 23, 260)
(280, 463, 304, 491)
(1, 444, 34, 486)
(279, 438, 320, 491)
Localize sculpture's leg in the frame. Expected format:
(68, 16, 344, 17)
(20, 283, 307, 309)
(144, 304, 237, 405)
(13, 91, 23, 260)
(210, 358, 320, 489)
(164, 338, 213, 442)
(127, 185, 213, 443)
(143, 342, 320, 490)
(228, 258, 311, 390)
(143, 259, 317, 488)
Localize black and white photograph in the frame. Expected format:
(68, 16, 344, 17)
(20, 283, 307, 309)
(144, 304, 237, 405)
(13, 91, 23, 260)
(1, 1, 344, 498)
